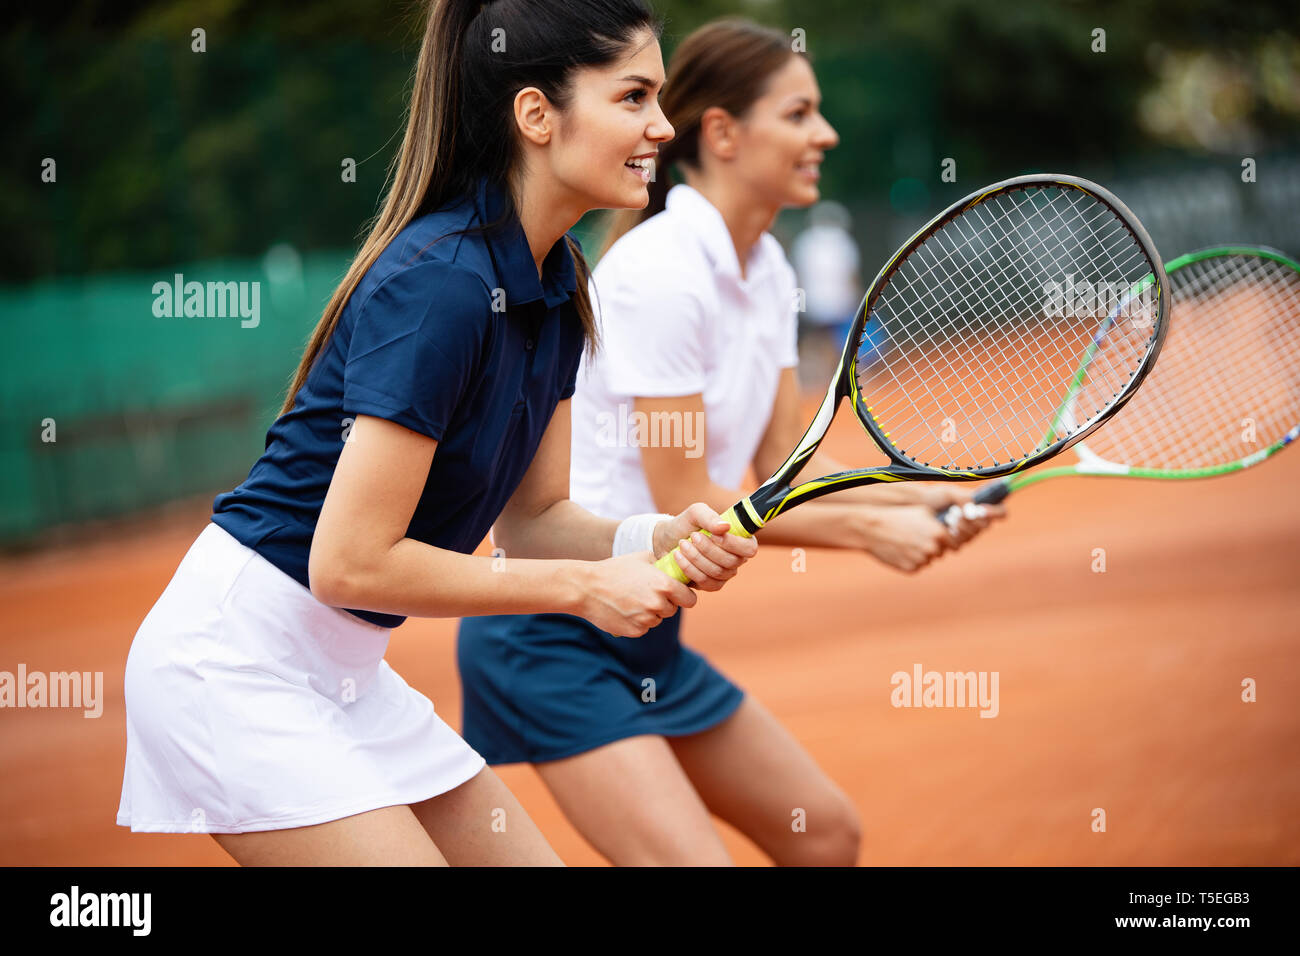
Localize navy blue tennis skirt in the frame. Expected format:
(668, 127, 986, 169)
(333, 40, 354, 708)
(456, 610, 745, 764)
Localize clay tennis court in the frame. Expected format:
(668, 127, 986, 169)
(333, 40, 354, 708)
(2, 407, 1296, 866)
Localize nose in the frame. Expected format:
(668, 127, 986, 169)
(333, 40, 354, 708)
(813, 113, 839, 150)
(648, 100, 675, 144)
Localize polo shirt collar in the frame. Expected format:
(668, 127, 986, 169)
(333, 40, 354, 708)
(665, 183, 769, 282)
(476, 177, 578, 310)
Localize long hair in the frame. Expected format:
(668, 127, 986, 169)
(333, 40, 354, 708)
(280, 0, 660, 416)
(602, 18, 797, 256)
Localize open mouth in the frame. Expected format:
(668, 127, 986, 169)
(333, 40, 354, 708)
(796, 162, 821, 180)
(625, 156, 655, 184)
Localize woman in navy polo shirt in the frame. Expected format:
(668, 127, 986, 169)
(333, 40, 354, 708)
(115, 0, 756, 866)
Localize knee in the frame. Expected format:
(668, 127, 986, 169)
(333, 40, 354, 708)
(777, 795, 862, 867)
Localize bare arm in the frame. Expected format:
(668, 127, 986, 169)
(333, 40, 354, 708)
(494, 399, 758, 588)
(309, 410, 760, 635)
(309, 413, 714, 636)
(309, 414, 600, 619)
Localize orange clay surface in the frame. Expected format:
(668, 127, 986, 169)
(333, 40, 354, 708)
(1, 406, 1297, 866)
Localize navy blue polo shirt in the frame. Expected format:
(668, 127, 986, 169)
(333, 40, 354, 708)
(212, 177, 586, 627)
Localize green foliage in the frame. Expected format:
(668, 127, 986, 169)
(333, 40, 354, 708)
(4, 0, 1296, 280)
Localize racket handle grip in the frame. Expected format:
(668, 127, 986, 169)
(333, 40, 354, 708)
(935, 479, 1010, 528)
(653, 504, 754, 584)
(973, 480, 1011, 505)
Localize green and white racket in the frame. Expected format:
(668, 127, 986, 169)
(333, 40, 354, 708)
(957, 246, 1300, 508)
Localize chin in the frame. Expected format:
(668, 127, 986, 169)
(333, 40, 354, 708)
(795, 182, 821, 205)
(782, 186, 819, 210)
(614, 183, 651, 210)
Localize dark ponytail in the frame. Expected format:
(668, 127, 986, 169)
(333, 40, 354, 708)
(602, 18, 797, 256)
(281, 0, 659, 415)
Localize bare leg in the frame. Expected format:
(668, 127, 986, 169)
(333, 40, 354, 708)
(669, 696, 861, 866)
(212, 804, 447, 866)
(536, 735, 733, 866)
(409, 765, 563, 866)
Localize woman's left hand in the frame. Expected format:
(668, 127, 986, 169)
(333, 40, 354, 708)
(652, 503, 759, 592)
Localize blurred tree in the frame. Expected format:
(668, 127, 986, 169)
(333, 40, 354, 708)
(3, 0, 1295, 280)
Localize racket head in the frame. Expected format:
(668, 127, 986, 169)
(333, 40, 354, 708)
(1068, 245, 1300, 476)
(837, 173, 1168, 480)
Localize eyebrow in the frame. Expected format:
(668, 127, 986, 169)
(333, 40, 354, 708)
(620, 74, 662, 89)
(783, 95, 816, 109)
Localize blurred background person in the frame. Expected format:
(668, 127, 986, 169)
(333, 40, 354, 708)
(791, 199, 863, 385)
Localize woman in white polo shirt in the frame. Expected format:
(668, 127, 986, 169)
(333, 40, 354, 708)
(456, 17, 1003, 866)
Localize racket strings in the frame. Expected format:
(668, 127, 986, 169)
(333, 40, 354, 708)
(857, 185, 1160, 471)
(930, 190, 1155, 443)
(957, 191, 1156, 409)
(872, 188, 1150, 452)
(1120, 255, 1299, 466)
(1077, 253, 1300, 471)
(932, 196, 1152, 435)
(870, 201, 1095, 450)
(1107, 255, 1300, 467)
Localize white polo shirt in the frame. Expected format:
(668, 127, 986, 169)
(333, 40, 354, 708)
(570, 184, 800, 519)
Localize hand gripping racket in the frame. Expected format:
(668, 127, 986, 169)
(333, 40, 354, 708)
(945, 245, 1300, 510)
(657, 173, 1170, 582)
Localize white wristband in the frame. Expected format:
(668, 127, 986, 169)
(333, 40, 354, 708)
(613, 513, 672, 558)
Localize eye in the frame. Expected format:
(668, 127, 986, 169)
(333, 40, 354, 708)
(788, 109, 808, 123)
(623, 89, 647, 105)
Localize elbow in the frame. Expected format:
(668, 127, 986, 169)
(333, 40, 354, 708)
(642, 460, 730, 515)
(307, 563, 345, 609)
(492, 501, 559, 558)
(649, 485, 708, 517)
(647, 483, 683, 515)
(308, 543, 356, 608)
(651, 493, 688, 516)
(490, 518, 522, 559)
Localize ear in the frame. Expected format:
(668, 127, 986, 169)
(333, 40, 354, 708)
(698, 106, 739, 162)
(514, 87, 552, 146)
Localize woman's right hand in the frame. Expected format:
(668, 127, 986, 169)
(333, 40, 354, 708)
(847, 502, 1002, 573)
(575, 554, 699, 637)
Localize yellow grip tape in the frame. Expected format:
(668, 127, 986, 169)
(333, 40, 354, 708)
(652, 504, 754, 583)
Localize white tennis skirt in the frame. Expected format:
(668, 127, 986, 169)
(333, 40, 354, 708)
(116, 522, 485, 834)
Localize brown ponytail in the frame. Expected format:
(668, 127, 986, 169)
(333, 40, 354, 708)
(601, 18, 798, 257)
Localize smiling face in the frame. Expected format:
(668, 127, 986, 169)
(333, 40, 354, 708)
(544, 29, 676, 213)
(728, 55, 840, 210)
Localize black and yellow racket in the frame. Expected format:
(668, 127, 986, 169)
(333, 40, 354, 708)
(657, 173, 1170, 582)
(940, 245, 1300, 511)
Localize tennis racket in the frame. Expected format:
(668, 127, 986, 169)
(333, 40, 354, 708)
(657, 173, 1170, 582)
(942, 245, 1300, 512)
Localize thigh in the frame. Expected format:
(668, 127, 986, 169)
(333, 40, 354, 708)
(668, 696, 861, 866)
(410, 765, 563, 866)
(212, 805, 447, 866)
(536, 735, 733, 866)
